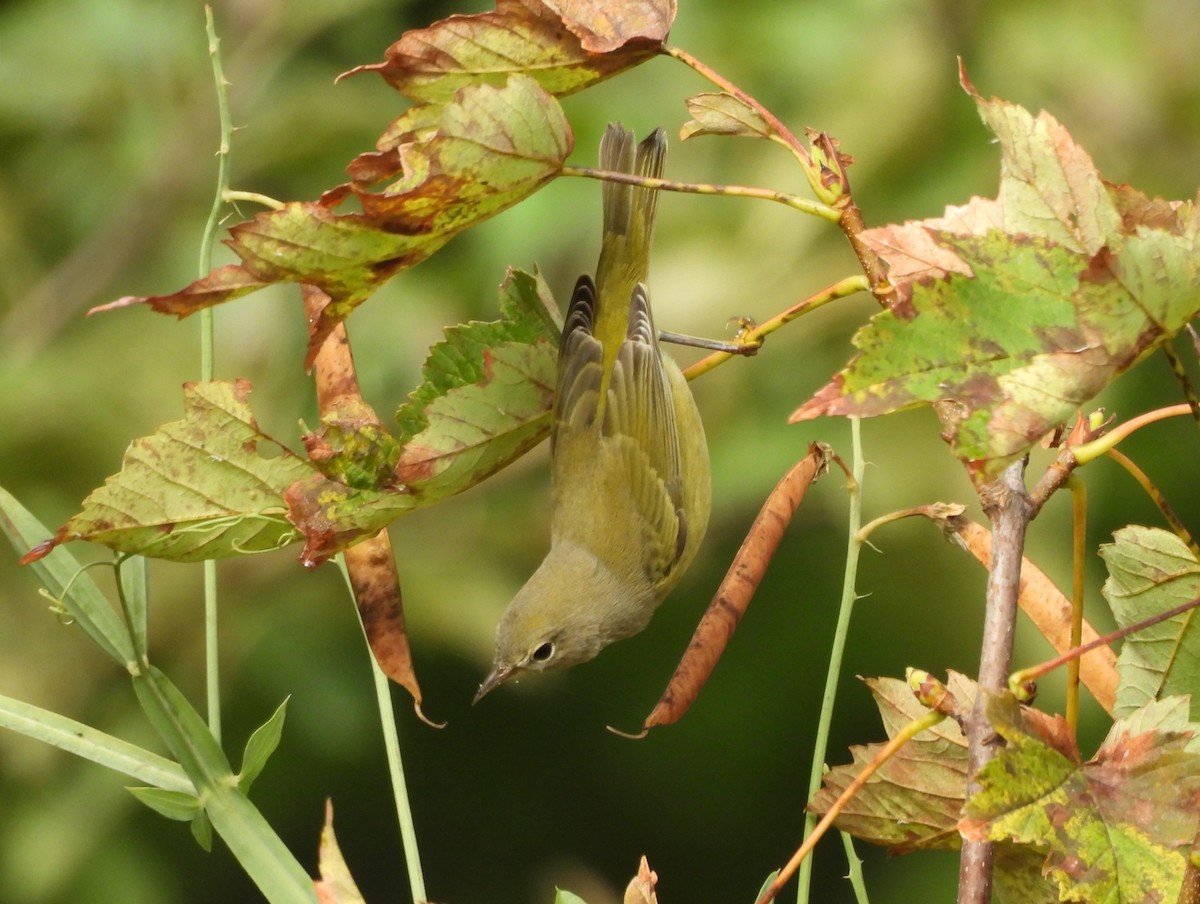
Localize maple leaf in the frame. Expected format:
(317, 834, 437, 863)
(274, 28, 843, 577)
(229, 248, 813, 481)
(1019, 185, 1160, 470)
(962, 694, 1200, 904)
(344, 0, 673, 102)
(792, 67, 1200, 478)
(1100, 527, 1200, 721)
(810, 673, 973, 851)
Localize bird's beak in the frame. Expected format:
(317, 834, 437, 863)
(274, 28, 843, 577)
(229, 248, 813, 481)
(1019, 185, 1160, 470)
(472, 662, 515, 705)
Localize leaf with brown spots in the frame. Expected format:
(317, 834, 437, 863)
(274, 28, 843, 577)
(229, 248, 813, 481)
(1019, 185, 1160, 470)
(23, 381, 312, 564)
(542, 0, 675, 53)
(793, 72, 1200, 478)
(962, 694, 1200, 904)
(282, 268, 559, 565)
(93, 76, 571, 367)
(809, 673, 973, 853)
(343, 0, 668, 103)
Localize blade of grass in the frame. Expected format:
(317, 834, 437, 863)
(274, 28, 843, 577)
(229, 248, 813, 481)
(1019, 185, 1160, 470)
(0, 485, 137, 669)
(119, 554, 149, 661)
(0, 692, 193, 793)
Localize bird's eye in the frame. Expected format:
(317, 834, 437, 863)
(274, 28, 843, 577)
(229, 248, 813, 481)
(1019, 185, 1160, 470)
(531, 642, 555, 663)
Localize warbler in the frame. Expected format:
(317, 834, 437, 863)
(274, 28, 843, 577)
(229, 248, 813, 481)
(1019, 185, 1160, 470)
(475, 123, 711, 702)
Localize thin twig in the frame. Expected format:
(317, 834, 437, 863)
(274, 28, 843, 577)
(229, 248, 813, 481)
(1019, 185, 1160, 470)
(683, 277, 868, 381)
(1065, 477, 1086, 732)
(1104, 447, 1200, 558)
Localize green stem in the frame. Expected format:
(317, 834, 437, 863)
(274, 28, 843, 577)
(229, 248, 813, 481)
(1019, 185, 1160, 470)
(336, 556, 428, 903)
(372, 658, 427, 904)
(200, 4, 232, 742)
(797, 417, 865, 903)
(224, 189, 285, 210)
(840, 831, 869, 904)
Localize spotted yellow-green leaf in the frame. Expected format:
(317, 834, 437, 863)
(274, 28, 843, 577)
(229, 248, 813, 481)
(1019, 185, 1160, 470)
(680, 92, 773, 141)
(25, 380, 311, 563)
(962, 694, 1200, 904)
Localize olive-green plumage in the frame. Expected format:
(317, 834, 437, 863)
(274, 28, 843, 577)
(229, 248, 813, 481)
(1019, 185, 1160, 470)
(475, 124, 711, 701)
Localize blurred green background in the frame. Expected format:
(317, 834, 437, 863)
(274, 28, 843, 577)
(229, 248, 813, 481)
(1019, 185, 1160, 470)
(2, 0, 1199, 902)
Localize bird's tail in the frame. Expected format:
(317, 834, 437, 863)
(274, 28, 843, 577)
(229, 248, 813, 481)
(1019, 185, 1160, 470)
(599, 123, 666, 283)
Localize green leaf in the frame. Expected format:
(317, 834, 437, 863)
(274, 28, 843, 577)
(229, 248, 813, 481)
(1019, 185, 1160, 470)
(554, 890, 589, 904)
(133, 666, 317, 903)
(190, 811, 214, 852)
(1100, 527, 1200, 720)
(238, 698, 289, 795)
(347, 76, 572, 230)
(963, 693, 1200, 904)
(0, 486, 136, 666)
(32, 380, 311, 563)
(285, 267, 559, 564)
(680, 92, 773, 141)
(0, 693, 192, 793)
(128, 787, 202, 822)
(393, 266, 559, 483)
(345, 0, 667, 103)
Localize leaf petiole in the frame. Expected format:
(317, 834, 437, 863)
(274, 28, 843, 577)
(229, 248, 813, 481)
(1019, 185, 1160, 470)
(560, 165, 840, 221)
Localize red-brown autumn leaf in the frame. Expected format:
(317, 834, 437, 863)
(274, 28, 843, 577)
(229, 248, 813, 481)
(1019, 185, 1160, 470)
(793, 67, 1200, 479)
(343, 0, 672, 103)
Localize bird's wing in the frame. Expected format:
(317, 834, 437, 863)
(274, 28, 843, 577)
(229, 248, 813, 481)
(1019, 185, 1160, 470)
(552, 274, 604, 453)
(604, 283, 688, 578)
